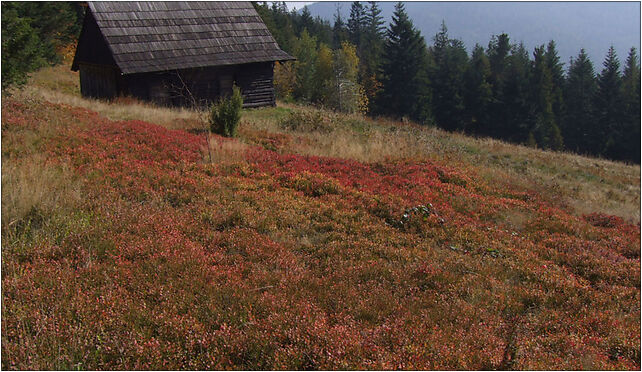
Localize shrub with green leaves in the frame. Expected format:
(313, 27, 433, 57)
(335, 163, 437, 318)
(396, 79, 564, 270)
(210, 85, 243, 137)
(278, 110, 335, 133)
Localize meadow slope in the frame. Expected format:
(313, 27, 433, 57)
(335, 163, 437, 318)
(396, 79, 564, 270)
(1, 67, 640, 369)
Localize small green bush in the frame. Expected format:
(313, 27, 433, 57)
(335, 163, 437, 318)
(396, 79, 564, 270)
(210, 85, 243, 137)
(278, 110, 334, 133)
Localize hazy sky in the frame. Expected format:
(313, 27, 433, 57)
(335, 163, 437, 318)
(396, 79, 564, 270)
(285, 1, 314, 11)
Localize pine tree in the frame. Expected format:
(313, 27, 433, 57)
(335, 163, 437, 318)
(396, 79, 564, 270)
(428, 21, 468, 131)
(376, 2, 431, 123)
(12, 2, 82, 62)
(253, 3, 277, 38)
(463, 44, 493, 134)
(506, 43, 535, 142)
(619, 47, 641, 162)
(594, 46, 624, 158)
(563, 49, 597, 154)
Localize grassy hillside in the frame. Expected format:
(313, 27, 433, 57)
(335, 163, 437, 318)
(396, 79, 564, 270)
(2, 65, 640, 369)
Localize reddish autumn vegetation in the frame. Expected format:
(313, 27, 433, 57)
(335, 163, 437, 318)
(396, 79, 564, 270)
(2, 98, 640, 370)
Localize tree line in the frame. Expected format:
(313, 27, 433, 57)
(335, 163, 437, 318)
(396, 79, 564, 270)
(2, 2, 638, 163)
(254, 2, 640, 164)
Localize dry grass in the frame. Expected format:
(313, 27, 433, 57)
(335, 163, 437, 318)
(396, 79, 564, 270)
(243, 104, 640, 223)
(15, 65, 203, 131)
(16, 63, 641, 223)
(206, 135, 251, 165)
(1, 155, 82, 239)
(473, 138, 640, 221)
(282, 128, 416, 162)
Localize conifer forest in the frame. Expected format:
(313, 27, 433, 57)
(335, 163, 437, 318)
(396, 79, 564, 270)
(254, 1, 641, 163)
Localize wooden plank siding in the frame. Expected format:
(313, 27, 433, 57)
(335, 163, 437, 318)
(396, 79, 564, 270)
(79, 63, 119, 99)
(108, 62, 275, 108)
(237, 62, 276, 107)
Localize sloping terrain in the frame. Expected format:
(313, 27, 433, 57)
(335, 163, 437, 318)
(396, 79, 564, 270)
(1, 67, 640, 369)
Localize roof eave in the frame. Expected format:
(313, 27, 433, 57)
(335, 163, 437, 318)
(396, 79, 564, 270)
(120, 56, 296, 75)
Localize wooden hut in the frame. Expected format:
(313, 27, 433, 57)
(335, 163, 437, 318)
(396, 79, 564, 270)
(71, 1, 294, 107)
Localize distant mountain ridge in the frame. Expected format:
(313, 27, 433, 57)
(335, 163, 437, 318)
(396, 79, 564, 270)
(303, 1, 640, 69)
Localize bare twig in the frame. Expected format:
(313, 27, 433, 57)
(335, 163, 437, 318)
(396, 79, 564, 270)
(171, 71, 213, 162)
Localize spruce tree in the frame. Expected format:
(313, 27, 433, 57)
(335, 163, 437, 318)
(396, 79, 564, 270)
(365, 1, 386, 41)
(530, 45, 564, 150)
(347, 2, 367, 52)
(594, 46, 624, 158)
(376, 2, 431, 123)
(487, 33, 511, 88)
(362, 2, 385, 70)
(619, 47, 641, 162)
(292, 30, 319, 102)
(1, 1, 82, 90)
(563, 49, 597, 154)
(297, 6, 314, 34)
(545, 40, 566, 130)
(313, 16, 334, 47)
(493, 41, 532, 142)
(463, 44, 493, 134)
(428, 21, 468, 131)
(361, 1, 386, 112)
(270, 2, 296, 52)
(253, 3, 278, 41)
(11, 2, 82, 62)
(485, 33, 512, 137)
(1, 4, 45, 90)
(332, 5, 349, 49)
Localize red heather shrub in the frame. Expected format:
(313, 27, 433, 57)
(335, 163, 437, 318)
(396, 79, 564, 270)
(2, 99, 640, 370)
(278, 171, 343, 197)
(583, 212, 625, 228)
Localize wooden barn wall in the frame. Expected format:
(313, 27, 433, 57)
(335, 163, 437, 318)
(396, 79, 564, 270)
(121, 62, 276, 108)
(237, 62, 276, 108)
(79, 63, 120, 99)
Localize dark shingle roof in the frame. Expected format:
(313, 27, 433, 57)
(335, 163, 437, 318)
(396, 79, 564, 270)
(87, 1, 294, 74)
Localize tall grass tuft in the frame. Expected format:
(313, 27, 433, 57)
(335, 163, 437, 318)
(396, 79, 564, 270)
(1, 156, 81, 238)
